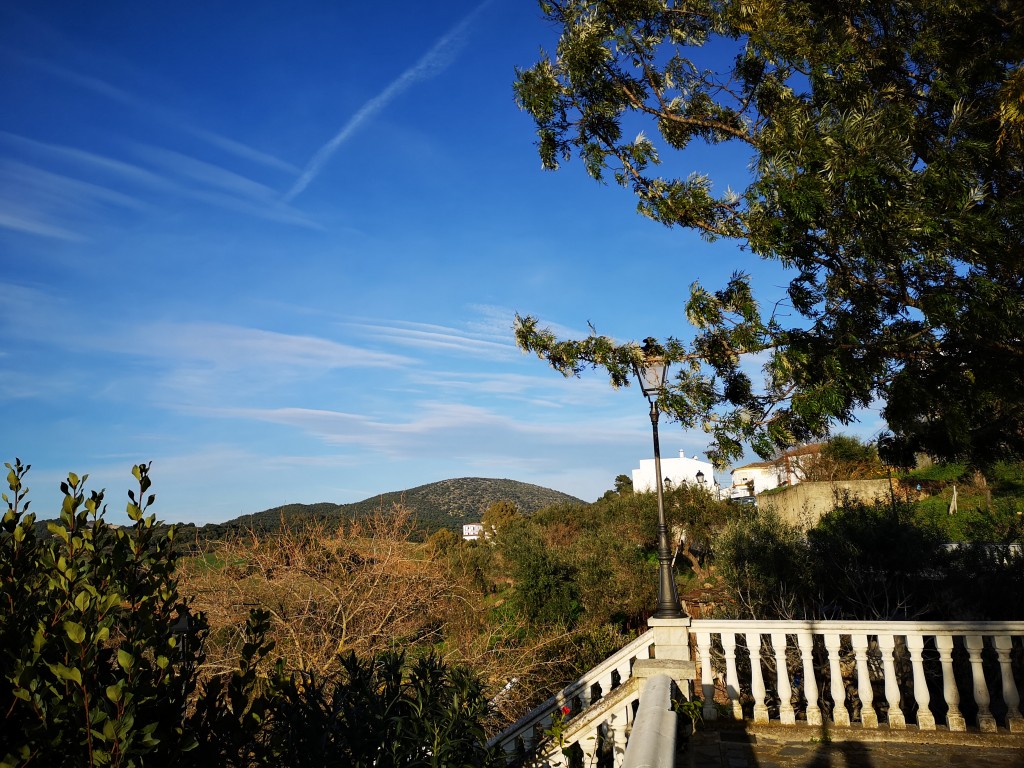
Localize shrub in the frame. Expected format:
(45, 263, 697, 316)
(1, 460, 206, 767)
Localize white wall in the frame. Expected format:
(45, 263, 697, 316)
(632, 450, 715, 493)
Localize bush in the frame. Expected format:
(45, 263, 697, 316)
(715, 508, 812, 619)
(1, 460, 206, 767)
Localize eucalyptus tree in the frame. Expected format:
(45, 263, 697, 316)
(514, 0, 1024, 466)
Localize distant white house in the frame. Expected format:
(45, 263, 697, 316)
(728, 444, 825, 499)
(632, 450, 715, 494)
(728, 461, 783, 499)
(462, 523, 484, 541)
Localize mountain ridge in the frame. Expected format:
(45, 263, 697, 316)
(210, 476, 586, 537)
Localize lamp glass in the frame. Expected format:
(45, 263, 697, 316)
(636, 359, 667, 398)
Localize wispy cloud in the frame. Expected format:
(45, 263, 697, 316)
(134, 145, 280, 200)
(284, 0, 493, 202)
(13, 54, 299, 175)
(128, 322, 415, 372)
(0, 158, 148, 240)
(348, 318, 516, 357)
(203, 400, 642, 453)
(0, 133, 317, 230)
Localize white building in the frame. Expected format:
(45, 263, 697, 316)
(632, 450, 715, 494)
(728, 461, 783, 499)
(728, 443, 825, 499)
(462, 523, 484, 541)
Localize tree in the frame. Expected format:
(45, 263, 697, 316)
(481, 501, 521, 542)
(797, 435, 884, 481)
(513, 0, 1024, 467)
(498, 518, 581, 627)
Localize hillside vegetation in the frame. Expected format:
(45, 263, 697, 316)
(196, 477, 583, 540)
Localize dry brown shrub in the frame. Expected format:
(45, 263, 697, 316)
(179, 505, 463, 676)
(178, 507, 633, 733)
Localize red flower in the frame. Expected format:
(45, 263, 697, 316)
(560, 705, 571, 717)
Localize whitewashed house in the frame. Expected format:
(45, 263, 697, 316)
(632, 450, 715, 494)
(462, 522, 484, 541)
(728, 443, 825, 499)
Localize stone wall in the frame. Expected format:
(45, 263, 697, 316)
(759, 479, 893, 529)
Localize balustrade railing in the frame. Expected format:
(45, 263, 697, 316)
(690, 619, 1024, 733)
(489, 629, 655, 765)
(492, 620, 1023, 767)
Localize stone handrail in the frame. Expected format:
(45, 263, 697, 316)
(690, 619, 1024, 733)
(620, 673, 676, 768)
(489, 629, 656, 763)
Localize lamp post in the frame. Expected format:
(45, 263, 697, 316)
(695, 470, 706, 486)
(634, 338, 685, 619)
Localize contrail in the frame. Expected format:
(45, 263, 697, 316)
(284, 0, 493, 202)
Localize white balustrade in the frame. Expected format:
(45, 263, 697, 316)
(721, 631, 744, 720)
(796, 629, 822, 726)
(995, 635, 1024, 733)
(690, 620, 1024, 735)
(489, 629, 655, 763)
(694, 630, 716, 721)
(492, 621, 1024, 766)
(824, 631, 851, 726)
(877, 633, 906, 728)
(771, 632, 796, 724)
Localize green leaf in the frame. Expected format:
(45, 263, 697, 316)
(52, 663, 83, 684)
(117, 649, 134, 672)
(63, 621, 86, 644)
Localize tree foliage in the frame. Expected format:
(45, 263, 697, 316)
(514, 0, 1024, 467)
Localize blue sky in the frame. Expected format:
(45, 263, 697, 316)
(1, 1, 884, 524)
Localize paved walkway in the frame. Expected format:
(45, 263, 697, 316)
(685, 723, 1024, 768)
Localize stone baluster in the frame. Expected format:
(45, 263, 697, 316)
(695, 630, 717, 721)
(770, 632, 796, 724)
(965, 635, 997, 732)
(577, 723, 600, 767)
(877, 633, 906, 729)
(852, 634, 878, 727)
(935, 634, 966, 731)
(823, 633, 851, 726)
(796, 630, 822, 726)
(905, 633, 935, 729)
(747, 632, 770, 723)
(721, 632, 744, 720)
(995, 635, 1023, 733)
(547, 747, 568, 768)
(501, 738, 517, 765)
(608, 709, 626, 768)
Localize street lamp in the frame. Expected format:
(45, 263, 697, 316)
(634, 338, 685, 619)
(695, 470, 706, 486)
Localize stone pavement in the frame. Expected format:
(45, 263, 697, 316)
(684, 723, 1024, 768)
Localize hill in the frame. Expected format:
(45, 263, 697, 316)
(202, 477, 585, 539)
